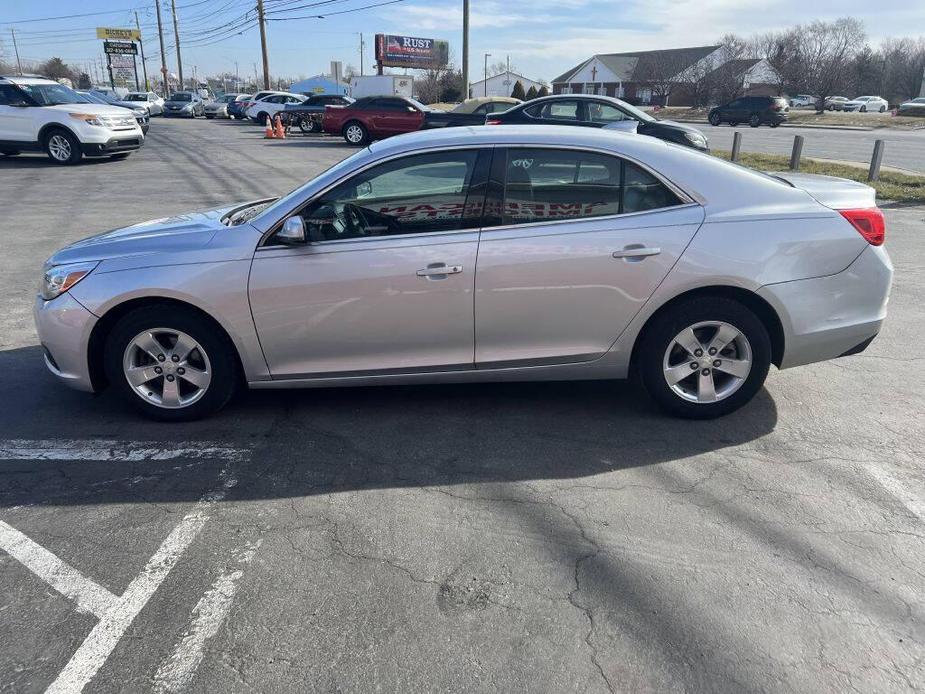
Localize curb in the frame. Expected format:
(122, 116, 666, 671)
(670, 119, 875, 132)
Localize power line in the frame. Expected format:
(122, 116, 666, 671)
(265, 0, 405, 21)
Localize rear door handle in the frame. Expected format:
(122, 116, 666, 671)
(416, 263, 463, 278)
(612, 245, 661, 260)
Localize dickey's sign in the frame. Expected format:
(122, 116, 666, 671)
(375, 34, 449, 69)
(96, 27, 141, 41)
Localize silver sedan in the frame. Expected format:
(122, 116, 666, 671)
(34, 126, 892, 421)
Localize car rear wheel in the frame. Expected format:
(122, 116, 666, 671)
(708, 112, 721, 126)
(104, 305, 239, 421)
(44, 129, 82, 165)
(749, 113, 761, 127)
(637, 296, 771, 419)
(343, 121, 368, 145)
(860, 106, 867, 113)
(879, 105, 886, 113)
(258, 112, 270, 125)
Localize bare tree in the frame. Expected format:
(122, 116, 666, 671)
(754, 29, 802, 96)
(632, 50, 688, 105)
(486, 60, 515, 78)
(880, 37, 925, 102)
(797, 17, 866, 110)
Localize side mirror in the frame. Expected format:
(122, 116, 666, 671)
(277, 216, 307, 244)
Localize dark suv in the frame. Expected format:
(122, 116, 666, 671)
(708, 96, 789, 128)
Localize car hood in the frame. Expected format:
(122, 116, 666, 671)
(44, 103, 134, 118)
(46, 203, 249, 267)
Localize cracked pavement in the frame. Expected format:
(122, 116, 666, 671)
(1, 119, 923, 693)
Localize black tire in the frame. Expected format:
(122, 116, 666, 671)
(708, 112, 721, 126)
(342, 120, 368, 145)
(44, 128, 82, 165)
(103, 304, 239, 421)
(636, 296, 771, 419)
(879, 105, 886, 113)
(749, 113, 761, 127)
(770, 121, 780, 128)
(258, 111, 270, 125)
(860, 106, 867, 113)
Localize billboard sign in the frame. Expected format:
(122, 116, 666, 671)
(104, 41, 138, 55)
(375, 34, 448, 69)
(97, 27, 141, 41)
(109, 54, 135, 69)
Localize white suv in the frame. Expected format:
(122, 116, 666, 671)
(0, 75, 144, 165)
(245, 91, 306, 124)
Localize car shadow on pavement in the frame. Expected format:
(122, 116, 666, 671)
(0, 155, 118, 168)
(0, 344, 778, 510)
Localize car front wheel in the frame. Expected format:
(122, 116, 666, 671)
(104, 305, 239, 421)
(44, 129, 82, 165)
(637, 296, 771, 419)
(749, 113, 761, 127)
(708, 112, 721, 126)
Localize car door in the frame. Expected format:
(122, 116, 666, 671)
(248, 148, 491, 378)
(724, 97, 746, 121)
(375, 98, 423, 135)
(0, 84, 35, 143)
(474, 147, 704, 366)
(525, 99, 581, 126)
(583, 100, 637, 131)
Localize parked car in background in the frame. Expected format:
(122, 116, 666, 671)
(842, 96, 889, 113)
(163, 91, 205, 118)
(78, 91, 149, 134)
(423, 96, 521, 129)
(124, 91, 165, 116)
(488, 94, 709, 151)
(323, 95, 431, 144)
(824, 96, 850, 111)
(235, 91, 277, 117)
(245, 92, 306, 124)
(204, 93, 243, 119)
(226, 94, 252, 120)
(788, 94, 816, 109)
(34, 126, 891, 421)
(0, 75, 144, 164)
(281, 94, 354, 132)
(898, 97, 925, 116)
(708, 96, 789, 127)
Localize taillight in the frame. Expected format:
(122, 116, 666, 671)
(840, 208, 885, 246)
(485, 119, 501, 125)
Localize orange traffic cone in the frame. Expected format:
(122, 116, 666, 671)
(264, 116, 275, 139)
(274, 114, 286, 139)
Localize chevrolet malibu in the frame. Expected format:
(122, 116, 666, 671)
(34, 126, 892, 421)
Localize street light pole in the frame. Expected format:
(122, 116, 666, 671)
(484, 53, 490, 97)
(462, 0, 469, 99)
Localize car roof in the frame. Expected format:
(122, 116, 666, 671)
(0, 75, 58, 85)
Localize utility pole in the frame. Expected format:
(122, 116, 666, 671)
(10, 29, 23, 75)
(359, 33, 364, 76)
(135, 11, 149, 90)
(256, 0, 270, 89)
(462, 0, 469, 99)
(154, 0, 170, 97)
(170, 0, 184, 89)
(483, 52, 490, 97)
(235, 61, 239, 91)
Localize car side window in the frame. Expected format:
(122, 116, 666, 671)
(500, 149, 682, 225)
(292, 150, 483, 242)
(727, 98, 743, 108)
(473, 104, 489, 115)
(525, 100, 579, 121)
(587, 102, 630, 123)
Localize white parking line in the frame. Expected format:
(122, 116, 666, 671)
(866, 464, 925, 522)
(36, 471, 239, 694)
(0, 520, 118, 617)
(152, 540, 262, 694)
(0, 439, 250, 462)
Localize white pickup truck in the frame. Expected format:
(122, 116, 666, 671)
(0, 75, 145, 165)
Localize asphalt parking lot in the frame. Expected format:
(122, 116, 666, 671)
(1, 119, 924, 693)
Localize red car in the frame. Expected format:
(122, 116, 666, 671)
(323, 96, 429, 145)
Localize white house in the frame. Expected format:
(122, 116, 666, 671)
(469, 71, 545, 98)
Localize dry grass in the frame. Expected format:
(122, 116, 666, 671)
(654, 106, 925, 129)
(713, 150, 925, 204)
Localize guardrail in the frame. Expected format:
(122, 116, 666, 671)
(728, 132, 887, 181)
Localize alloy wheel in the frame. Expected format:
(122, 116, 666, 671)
(345, 124, 364, 143)
(48, 134, 72, 161)
(662, 321, 752, 403)
(122, 328, 212, 409)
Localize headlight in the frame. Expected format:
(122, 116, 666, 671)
(683, 131, 708, 148)
(41, 261, 98, 301)
(69, 113, 105, 127)
(133, 108, 146, 116)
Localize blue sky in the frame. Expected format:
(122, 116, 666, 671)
(2, 0, 923, 86)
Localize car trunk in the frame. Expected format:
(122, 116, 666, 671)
(767, 172, 876, 210)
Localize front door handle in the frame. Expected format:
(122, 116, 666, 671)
(416, 263, 463, 279)
(612, 245, 661, 261)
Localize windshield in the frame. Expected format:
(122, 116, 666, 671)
(170, 93, 193, 102)
(17, 82, 84, 106)
(124, 94, 147, 101)
(221, 94, 237, 102)
(406, 97, 431, 112)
